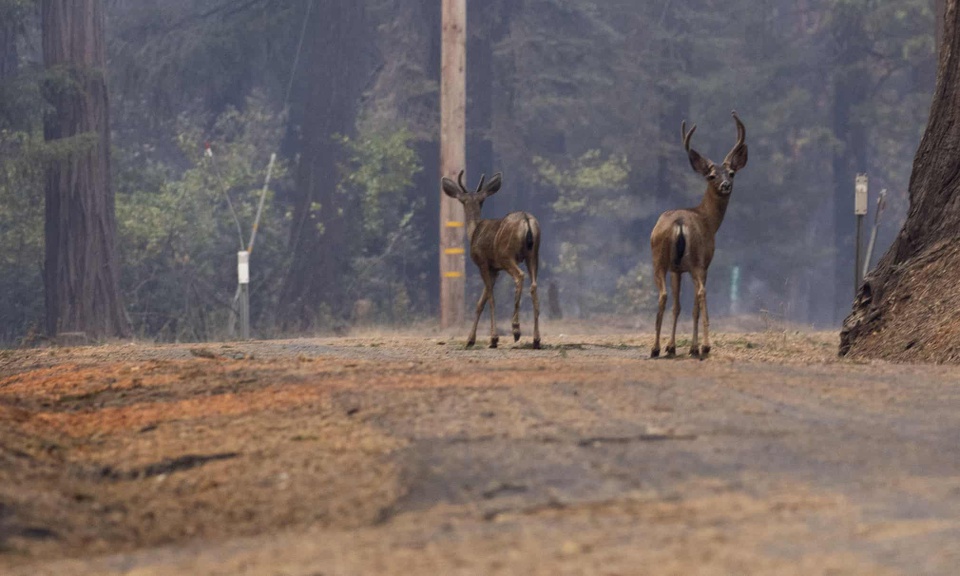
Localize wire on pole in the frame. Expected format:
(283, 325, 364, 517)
(206, 142, 246, 251)
(248, 153, 277, 254)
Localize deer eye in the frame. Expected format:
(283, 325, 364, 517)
(728, 171, 735, 178)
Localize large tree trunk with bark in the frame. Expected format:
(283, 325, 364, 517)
(840, 0, 960, 361)
(279, 0, 372, 330)
(0, 1, 25, 128)
(41, 0, 128, 339)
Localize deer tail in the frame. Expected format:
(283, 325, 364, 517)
(524, 215, 535, 251)
(672, 220, 686, 268)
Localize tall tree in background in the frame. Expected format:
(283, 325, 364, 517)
(41, 0, 128, 338)
(279, 0, 373, 329)
(841, 0, 960, 360)
(0, 2, 17, 82)
(0, 0, 31, 127)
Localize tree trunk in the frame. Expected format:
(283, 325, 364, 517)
(937, 0, 946, 52)
(279, 0, 371, 330)
(840, 0, 960, 361)
(0, 1, 24, 129)
(41, 0, 128, 339)
(0, 8, 16, 82)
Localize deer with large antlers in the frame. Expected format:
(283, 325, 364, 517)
(650, 111, 748, 358)
(442, 170, 542, 349)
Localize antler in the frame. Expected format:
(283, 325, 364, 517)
(681, 120, 698, 153)
(724, 110, 746, 165)
(456, 169, 468, 194)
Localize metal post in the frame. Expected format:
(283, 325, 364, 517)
(440, 0, 466, 329)
(854, 174, 868, 296)
(855, 216, 863, 292)
(862, 189, 887, 279)
(238, 250, 250, 340)
(730, 265, 741, 316)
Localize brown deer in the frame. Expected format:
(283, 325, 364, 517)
(441, 170, 542, 349)
(650, 111, 748, 358)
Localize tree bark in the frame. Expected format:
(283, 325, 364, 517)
(937, 0, 946, 52)
(0, 7, 17, 82)
(840, 0, 960, 360)
(41, 0, 129, 339)
(0, 1, 24, 128)
(279, 0, 372, 330)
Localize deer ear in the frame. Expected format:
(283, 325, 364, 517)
(728, 144, 748, 171)
(441, 177, 463, 199)
(482, 172, 502, 197)
(688, 150, 712, 176)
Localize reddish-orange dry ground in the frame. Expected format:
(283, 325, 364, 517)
(2, 331, 960, 575)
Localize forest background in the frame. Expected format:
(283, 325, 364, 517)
(0, 0, 939, 343)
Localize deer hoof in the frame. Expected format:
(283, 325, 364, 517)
(700, 345, 711, 357)
(466, 337, 476, 348)
(689, 346, 700, 358)
(651, 348, 660, 358)
(489, 336, 499, 349)
(513, 332, 521, 342)
(533, 338, 541, 350)
(665, 345, 676, 357)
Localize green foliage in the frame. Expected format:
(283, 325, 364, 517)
(535, 150, 630, 221)
(0, 129, 44, 341)
(534, 150, 653, 316)
(337, 121, 426, 323)
(115, 91, 289, 341)
(338, 125, 422, 240)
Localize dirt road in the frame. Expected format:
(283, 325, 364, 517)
(2, 331, 959, 574)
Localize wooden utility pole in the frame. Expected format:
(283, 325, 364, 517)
(440, 0, 466, 328)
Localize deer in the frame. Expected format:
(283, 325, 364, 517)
(650, 110, 748, 359)
(441, 170, 542, 349)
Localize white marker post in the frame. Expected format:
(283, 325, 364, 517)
(226, 154, 276, 339)
(854, 174, 868, 296)
(238, 250, 250, 340)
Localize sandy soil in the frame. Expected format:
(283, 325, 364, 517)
(1, 328, 959, 575)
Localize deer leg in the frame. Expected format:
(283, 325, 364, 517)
(488, 271, 500, 348)
(693, 270, 710, 357)
(467, 285, 489, 348)
(505, 261, 525, 343)
(652, 269, 667, 358)
(666, 271, 681, 357)
(690, 274, 701, 357)
(526, 257, 541, 349)
(468, 269, 495, 347)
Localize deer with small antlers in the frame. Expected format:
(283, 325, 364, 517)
(442, 170, 542, 349)
(650, 111, 748, 358)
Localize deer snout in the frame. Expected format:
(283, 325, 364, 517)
(719, 180, 732, 193)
